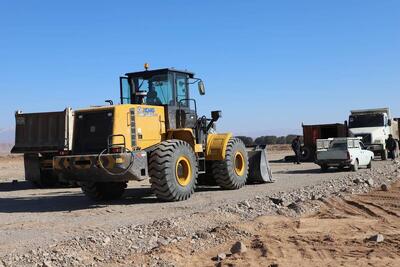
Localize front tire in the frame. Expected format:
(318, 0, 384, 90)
(81, 182, 127, 201)
(351, 160, 359, 172)
(211, 138, 249, 190)
(149, 140, 198, 201)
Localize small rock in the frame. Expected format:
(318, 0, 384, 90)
(230, 241, 247, 254)
(369, 234, 384, 243)
(366, 178, 374, 187)
(217, 253, 226, 261)
(269, 264, 279, 267)
(269, 197, 283, 205)
(102, 236, 111, 245)
(353, 178, 362, 184)
(42, 261, 52, 267)
(381, 184, 390, 191)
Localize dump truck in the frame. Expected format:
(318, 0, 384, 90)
(348, 108, 399, 160)
(12, 66, 272, 200)
(11, 108, 74, 186)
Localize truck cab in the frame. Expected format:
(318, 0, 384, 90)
(348, 108, 399, 160)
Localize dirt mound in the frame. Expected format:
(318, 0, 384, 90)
(183, 181, 400, 266)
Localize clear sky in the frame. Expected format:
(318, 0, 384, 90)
(1, 0, 399, 138)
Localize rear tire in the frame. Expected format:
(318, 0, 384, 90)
(351, 160, 359, 172)
(149, 140, 198, 201)
(81, 181, 127, 201)
(211, 138, 248, 190)
(367, 159, 372, 169)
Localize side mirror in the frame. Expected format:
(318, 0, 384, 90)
(198, 81, 206, 95)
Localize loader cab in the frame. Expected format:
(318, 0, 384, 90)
(120, 68, 202, 129)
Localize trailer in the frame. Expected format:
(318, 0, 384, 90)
(301, 122, 348, 161)
(11, 108, 74, 186)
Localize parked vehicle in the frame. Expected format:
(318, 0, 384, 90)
(315, 137, 374, 172)
(300, 123, 348, 161)
(348, 108, 399, 160)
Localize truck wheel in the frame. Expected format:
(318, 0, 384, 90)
(351, 160, 359, 172)
(211, 138, 248, 190)
(301, 146, 312, 161)
(367, 159, 372, 169)
(81, 182, 127, 201)
(149, 140, 198, 201)
(381, 150, 388, 160)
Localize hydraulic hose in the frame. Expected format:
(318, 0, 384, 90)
(97, 148, 135, 176)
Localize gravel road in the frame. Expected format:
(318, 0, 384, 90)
(0, 151, 398, 266)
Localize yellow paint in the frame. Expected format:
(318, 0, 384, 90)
(205, 133, 232, 160)
(234, 151, 245, 176)
(167, 129, 197, 150)
(194, 144, 203, 153)
(112, 104, 166, 150)
(175, 156, 192, 186)
(134, 105, 166, 149)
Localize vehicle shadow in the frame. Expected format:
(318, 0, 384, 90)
(275, 168, 334, 174)
(0, 180, 36, 192)
(0, 185, 224, 213)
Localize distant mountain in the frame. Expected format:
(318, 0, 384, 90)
(0, 128, 14, 143)
(0, 128, 14, 153)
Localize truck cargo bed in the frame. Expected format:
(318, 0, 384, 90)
(11, 108, 73, 153)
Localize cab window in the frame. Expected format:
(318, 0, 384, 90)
(131, 74, 174, 105)
(176, 74, 189, 107)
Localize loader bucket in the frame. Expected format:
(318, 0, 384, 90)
(247, 145, 274, 184)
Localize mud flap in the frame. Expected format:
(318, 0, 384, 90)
(247, 145, 274, 183)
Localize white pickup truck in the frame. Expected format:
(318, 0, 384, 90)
(315, 137, 374, 172)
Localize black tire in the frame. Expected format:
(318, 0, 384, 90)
(211, 138, 249, 190)
(381, 150, 388, 160)
(351, 159, 359, 172)
(320, 164, 329, 172)
(367, 159, 372, 169)
(81, 181, 127, 201)
(301, 146, 312, 161)
(149, 140, 198, 201)
(337, 165, 345, 171)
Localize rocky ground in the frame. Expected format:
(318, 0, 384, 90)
(0, 151, 399, 266)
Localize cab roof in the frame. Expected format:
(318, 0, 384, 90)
(125, 68, 195, 79)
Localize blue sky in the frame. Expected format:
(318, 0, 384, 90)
(1, 0, 399, 138)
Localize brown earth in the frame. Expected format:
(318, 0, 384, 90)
(132, 181, 400, 267)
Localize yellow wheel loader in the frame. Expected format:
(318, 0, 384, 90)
(52, 66, 272, 201)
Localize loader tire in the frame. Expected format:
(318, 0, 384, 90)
(212, 138, 248, 190)
(149, 140, 198, 201)
(81, 181, 127, 201)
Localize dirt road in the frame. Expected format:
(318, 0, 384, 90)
(0, 151, 399, 266)
(168, 180, 400, 267)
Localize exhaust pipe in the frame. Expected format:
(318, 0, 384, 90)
(247, 145, 274, 184)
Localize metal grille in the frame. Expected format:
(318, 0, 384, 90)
(355, 133, 372, 144)
(130, 108, 136, 147)
(73, 110, 113, 154)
